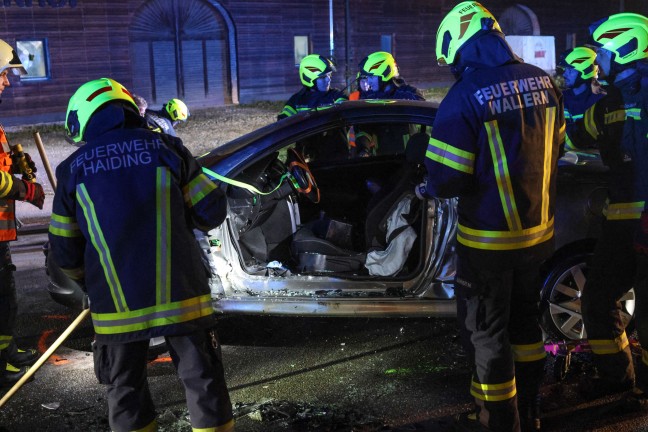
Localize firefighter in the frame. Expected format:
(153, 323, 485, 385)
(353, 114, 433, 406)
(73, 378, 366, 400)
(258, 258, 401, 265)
(145, 97, 189, 137)
(0, 38, 45, 388)
(417, 2, 564, 430)
(48, 78, 233, 431)
(350, 51, 425, 157)
(277, 53, 347, 120)
(577, 13, 648, 404)
(557, 46, 605, 151)
(279, 54, 348, 161)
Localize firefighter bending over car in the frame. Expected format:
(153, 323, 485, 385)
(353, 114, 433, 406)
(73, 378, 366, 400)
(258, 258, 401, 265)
(0, 38, 45, 389)
(145, 97, 190, 137)
(48, 78, 234, 432)
(416, 2, 564, 431)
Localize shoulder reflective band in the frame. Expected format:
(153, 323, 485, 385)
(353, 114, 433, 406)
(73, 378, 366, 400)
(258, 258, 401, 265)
(202, 167, 295, 195)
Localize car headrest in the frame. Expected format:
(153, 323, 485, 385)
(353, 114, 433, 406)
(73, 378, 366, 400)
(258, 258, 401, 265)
(405, 132, 429, 165)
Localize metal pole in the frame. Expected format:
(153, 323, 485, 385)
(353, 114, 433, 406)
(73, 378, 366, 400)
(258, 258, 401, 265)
(0, 308, 90, 409)
(329, 0, 335, 60)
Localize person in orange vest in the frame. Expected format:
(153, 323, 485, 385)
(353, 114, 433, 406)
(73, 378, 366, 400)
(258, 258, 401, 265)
(0, 38, 45, 388)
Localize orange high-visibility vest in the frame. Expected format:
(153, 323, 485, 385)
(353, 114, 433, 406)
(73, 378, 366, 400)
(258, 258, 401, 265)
(0, 125, 17, 241)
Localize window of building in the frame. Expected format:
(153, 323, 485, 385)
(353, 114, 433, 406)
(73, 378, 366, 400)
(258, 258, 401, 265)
(16, 40, 49, 81)
(294, 36, 311, 67)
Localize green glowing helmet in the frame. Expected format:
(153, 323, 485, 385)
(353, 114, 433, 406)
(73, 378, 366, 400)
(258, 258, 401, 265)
(66, 78, 138, 143)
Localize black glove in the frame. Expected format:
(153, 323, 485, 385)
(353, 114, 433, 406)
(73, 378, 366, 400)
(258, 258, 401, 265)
(19, 179, 45, 209)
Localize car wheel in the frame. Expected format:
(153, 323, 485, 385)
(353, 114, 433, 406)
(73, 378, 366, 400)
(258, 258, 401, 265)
(540, 245, 635, 342)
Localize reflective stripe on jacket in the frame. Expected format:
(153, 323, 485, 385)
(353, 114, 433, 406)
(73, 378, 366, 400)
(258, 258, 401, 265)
(424, 63, 565, 254)
(48, 124, 227, 343)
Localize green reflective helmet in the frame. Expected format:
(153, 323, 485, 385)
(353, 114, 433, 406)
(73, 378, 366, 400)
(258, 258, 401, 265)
(166, 98, 189, 122)
(589, 12, 648, 65)
(558, 47, 599, 80)
(358, 51, 398, 82)
(0, 39, 26, 76)
(435, 1, 502, 66)
(65, 78, 138, 143)
(299, 54, 336, 88)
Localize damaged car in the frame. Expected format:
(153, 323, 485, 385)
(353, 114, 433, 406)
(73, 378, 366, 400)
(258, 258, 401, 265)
(45, 100, 635, 342)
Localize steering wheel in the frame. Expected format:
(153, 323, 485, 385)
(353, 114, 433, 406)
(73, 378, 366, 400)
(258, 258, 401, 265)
(287, 148, 320, 203)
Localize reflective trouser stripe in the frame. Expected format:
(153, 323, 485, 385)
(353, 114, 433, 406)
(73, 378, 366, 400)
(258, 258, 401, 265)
(0, 334, 11, 350)
(470, 377, 517, 402)
(128, 419, 158, 432)
(603, 201, 644, 220)
(589, 331, 629, 355)
(512, 341, 547, 362)
(193, 418, 236, 432)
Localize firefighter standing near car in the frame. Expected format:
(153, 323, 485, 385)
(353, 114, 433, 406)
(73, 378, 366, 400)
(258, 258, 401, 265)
(48, 78, 234, 432)
(277, 54, 347, 120)
(279, 54, 349, 161)
(558, 46, 605, 152)
(349, 51, 425, 157)
(416, 3, 564, 431)
(0, 38, 45, 389)
(576, 13, 648, 406)
(145, 97, 190, 137)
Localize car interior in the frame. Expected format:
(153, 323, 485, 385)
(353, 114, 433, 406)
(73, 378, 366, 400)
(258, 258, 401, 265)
(224, 121, 431, 279)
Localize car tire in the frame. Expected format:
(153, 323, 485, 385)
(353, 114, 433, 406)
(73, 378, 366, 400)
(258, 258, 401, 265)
(540, 240, 635, 342)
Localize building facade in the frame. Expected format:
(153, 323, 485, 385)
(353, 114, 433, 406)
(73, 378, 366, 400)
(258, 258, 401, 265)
(0, 0, 646, 126)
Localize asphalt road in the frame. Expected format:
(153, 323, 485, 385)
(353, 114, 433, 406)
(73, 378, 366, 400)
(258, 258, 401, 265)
(2, 232, 648, 432)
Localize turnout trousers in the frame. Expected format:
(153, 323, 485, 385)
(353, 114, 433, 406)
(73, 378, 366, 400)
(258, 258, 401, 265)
(456, 246, 547, 432)
(94, 328, 234, 432)
(581, 218, 641, 386)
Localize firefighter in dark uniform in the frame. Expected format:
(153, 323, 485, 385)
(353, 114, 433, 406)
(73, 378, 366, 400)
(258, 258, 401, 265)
(48, 78, 233, 432)
(145, 98, 189, 137)
(577, 13, 648, 403)
(349, 51, 425, 157)
(0, 38, 45, 388)
(277, 53, 347, 120)
(417, 3, 564, 430)
(278, 54, 348, 161)
(558, 46, 605, 151)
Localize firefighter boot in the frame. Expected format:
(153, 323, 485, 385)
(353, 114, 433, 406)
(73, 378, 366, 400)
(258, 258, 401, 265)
(1, 341, 38, 367)
(453, 412, 492, 431)
(0, 361, 30, 388)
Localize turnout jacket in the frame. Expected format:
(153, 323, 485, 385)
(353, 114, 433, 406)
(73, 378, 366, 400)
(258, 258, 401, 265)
(579, 71, 648, 218)
(48, 106, 227, 343)
(277, 87, 347, 120)
(563, 85, 604, 151)
(424, 32, 565, 259)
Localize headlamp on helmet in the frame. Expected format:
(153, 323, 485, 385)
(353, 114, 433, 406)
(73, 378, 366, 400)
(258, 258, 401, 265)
(435, 1, 502, 67)
(558, 47, 599, 80)
(166, 98, 189, 122)
(299, 54, 336, 88)
(589, 12, 648, 65)
(65, 78, 138, 143)
(358, 51, 398, 82)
